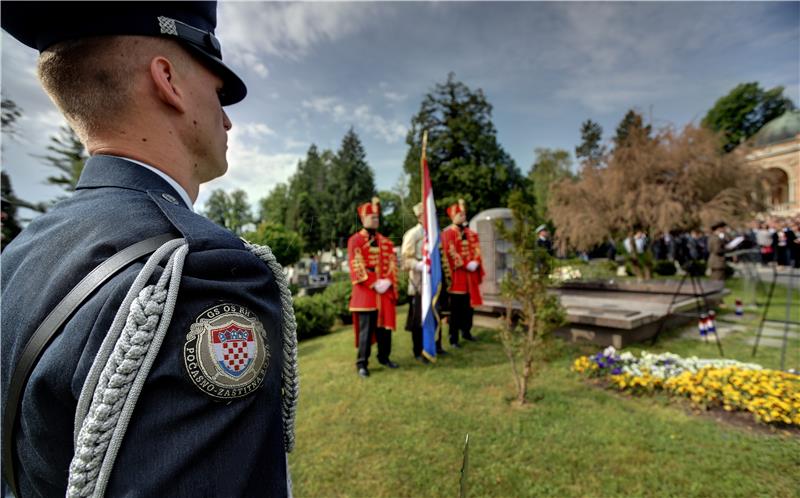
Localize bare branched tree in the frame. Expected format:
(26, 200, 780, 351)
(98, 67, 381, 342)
(550, 124, 764, 256)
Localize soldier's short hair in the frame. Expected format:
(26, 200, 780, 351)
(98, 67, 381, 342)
(37, 36, 138, 141)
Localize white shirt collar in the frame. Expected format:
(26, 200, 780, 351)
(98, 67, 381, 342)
(108, 155, 194, 211)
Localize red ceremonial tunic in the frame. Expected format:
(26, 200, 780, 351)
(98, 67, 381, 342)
(441, 224, 484, 306)
(348, 229, 398, 343)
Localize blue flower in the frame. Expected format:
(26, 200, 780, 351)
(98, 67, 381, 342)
(612, 367, 622, 375)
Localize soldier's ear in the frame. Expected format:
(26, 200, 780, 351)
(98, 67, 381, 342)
(149, 56, 186, 113)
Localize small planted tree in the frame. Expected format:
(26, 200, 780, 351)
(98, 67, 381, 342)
(497, 191, 565, 406)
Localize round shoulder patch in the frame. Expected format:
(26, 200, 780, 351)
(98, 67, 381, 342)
(184, 303, 270, 400)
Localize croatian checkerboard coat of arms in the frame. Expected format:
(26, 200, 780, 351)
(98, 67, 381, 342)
(184, 303, 269, 400)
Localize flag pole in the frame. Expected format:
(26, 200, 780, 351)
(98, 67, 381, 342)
(420, 130, 428, 203)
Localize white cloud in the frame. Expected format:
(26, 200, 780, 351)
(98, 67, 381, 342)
(301, 97, 338, 113)
(237, 52, 269, 79)
(198, 123, 300, 210)
(301, 96, 407, 144)
(283, 137, 307, 150)
(235, 122, 276, 139)
(383, 91, 407, 103)
(218, 1, 379, 83)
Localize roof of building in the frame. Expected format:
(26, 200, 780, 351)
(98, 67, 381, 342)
(752, 110, 800, 147)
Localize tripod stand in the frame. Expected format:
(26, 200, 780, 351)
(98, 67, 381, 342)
(751, 265, 798, 371)
(650, 270, 724, 356)
(729, 248, 766, 308)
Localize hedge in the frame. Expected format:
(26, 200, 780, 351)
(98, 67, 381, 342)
(293, 293, 336, 341)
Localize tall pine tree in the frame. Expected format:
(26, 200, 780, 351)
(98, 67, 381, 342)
(1, 172, 22, 250)
(284, 144, 337, 252)
(39, 124, 89, 195)
(575, 119, 605, 165)
(330, 128, 376, 245)
(402, 73, 523, 217)
(614, 109, 651, 148)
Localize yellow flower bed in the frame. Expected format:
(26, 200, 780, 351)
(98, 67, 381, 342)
(571, 355, 596, 374)
(662, 367, 800, 426)
(572, 356, 800, 426)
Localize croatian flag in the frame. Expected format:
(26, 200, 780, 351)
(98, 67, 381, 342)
(421, 142, 442, 360)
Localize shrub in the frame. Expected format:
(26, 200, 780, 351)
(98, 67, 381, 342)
(396, 270, 409, 306)
(684, 260, 707, 277)
(322, 280, 352, 324)
(293, 293, 336, 340)
(242, 222, 304, 267)
(653, 259, 677, 276)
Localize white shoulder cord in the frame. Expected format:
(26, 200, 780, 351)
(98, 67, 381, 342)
(241, 240, 300, 454)
(67, 239, 299, 498)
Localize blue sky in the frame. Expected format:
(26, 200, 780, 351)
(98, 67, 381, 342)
(2, 1, 798, 214)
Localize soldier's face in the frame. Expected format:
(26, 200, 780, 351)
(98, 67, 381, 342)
(362, 214, 379, 229)
(183, 61, 232, 182)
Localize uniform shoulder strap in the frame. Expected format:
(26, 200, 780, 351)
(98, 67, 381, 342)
(2, 233, 178, 497)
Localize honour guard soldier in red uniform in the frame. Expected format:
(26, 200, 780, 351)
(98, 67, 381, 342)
(441, 199, 484, 347)
(348, 198, 399, 377)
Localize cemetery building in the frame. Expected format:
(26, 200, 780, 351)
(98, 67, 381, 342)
(747, 110, 800, 216)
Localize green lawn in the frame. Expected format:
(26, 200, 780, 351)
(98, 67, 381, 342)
(288, 279, 800, 497)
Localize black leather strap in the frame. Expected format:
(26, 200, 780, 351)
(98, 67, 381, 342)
(2, 233, 178, 496)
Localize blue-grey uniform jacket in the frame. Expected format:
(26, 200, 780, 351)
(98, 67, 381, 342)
(1, 156, 288, 497)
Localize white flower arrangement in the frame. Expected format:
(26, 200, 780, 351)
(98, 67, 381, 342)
(550, 265, 582, 282)
(594, 346, 763, 379)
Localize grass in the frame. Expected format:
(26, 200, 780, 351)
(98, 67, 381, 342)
(642, 277, 800, 372)
(288, 278, 800, 497)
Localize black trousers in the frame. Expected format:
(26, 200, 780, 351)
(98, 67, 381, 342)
(448, 293, 474, 345)
(356, 311, 392, 368)
(406, 294, 424, 357)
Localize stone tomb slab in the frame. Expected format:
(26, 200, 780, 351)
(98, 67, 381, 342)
(475, 279, 728, 347)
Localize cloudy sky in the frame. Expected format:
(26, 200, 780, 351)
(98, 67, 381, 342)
(2, 1, 798, 215)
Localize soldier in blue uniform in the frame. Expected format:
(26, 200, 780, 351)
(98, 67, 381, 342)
(1, 2, 298, 497)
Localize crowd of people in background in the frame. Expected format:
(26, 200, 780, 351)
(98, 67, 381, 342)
(618, 215, 800, 275)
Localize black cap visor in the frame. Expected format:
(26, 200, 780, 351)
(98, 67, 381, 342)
(181, 42, 247, 106)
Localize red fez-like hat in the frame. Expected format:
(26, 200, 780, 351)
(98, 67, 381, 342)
(358, 197, 381, 217)
(447, 199, 466, 221)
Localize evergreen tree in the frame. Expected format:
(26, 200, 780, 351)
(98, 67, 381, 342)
(575, 119, 605, 165)
(402, 73, 523, 217)
(284, 144, 336, 252)
(39, 124, 89, 194)
(1, 98, 22, 140)
(330, 128, 376, 244)
(1, 99, 24, 248)
(702, 82, 795, 152)
(1, 172, 22, 250)
(614, 109, 651, 148)
(203, 188, 253, 236)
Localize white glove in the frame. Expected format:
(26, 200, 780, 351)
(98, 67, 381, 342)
(415, 260, 425, 272)
(374, 279, 392, 294)
(466, 261, 479, 272)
